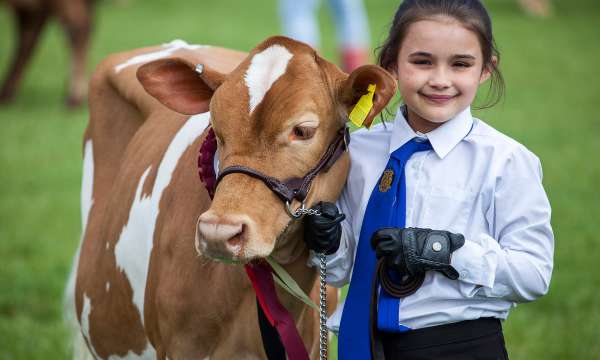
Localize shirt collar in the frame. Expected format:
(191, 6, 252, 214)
(388, 106, 473, 159)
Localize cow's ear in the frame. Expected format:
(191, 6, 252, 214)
(137, 58, 226, 115)
(338, 65, 397, 128)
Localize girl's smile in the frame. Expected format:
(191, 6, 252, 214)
(393, 16, 493, 133)
(419, 91, 459, 105)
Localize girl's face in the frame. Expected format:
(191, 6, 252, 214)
(393, 16, 493, 132)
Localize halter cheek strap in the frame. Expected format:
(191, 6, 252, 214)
(217, 127, 349, 203)
(197, 126, 350, 204)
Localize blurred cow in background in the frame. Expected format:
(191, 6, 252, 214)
(0, 0, 94, 107)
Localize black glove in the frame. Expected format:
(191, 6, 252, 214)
(304, 202, 346, 255)
(371, 227, 465, 280)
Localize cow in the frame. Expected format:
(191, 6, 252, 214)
(0, 0, 93, 106)
(65, 36, 396, 359)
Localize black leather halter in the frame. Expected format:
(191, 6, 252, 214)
(215, 127, 350, 218)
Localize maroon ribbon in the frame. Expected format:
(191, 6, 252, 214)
(197, 130, 310, 359)
(245, 262, 310, 360)
(197, 127, 217, 199)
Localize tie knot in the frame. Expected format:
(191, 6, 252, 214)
(391, 137, 432, 162)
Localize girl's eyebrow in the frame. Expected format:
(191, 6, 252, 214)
(453, 54, 476, 60)
(408, 51, 432, 57)
(407, 52, 476, 60)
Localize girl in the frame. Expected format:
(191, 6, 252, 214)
(304, 0, 554, 359)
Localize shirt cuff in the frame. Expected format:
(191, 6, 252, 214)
(451, 233, 499, 288)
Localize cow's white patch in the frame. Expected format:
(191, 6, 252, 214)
(65, 244, 96, 360)
(81, 293, 102, 359)
(82, 140, 94, 233)
(107, 346, 155, 360)
(64, 140, 97, 360)
(115, 39, 208, 73)
(81, 293, 156, 360)
(244, 45, 293, 113)
(114, 112, 211, 327)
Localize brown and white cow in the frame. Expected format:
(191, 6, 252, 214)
(66, 36, 395, 359)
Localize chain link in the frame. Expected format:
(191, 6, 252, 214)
(294, 207, 321, 217)
(318, 253, 328, 360)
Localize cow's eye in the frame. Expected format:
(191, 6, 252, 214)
(291, 126, 316, 141)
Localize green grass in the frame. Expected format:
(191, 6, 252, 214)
(1, 0, 599, 358)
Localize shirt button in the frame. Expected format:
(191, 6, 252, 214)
(432, 242, 442, 252)
(460, 270, 468, 278)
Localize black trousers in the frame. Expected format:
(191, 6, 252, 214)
(379, 318, 509, 360)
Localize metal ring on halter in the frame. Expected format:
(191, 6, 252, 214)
(285, 200, 306, 219)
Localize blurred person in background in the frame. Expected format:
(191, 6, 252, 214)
(279, 0, 370, 72)
(518, 0, 552, 17)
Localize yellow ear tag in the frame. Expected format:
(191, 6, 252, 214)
(349, 84, 376, 128)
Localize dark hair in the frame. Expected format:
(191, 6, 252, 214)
(377, 0, 505, 109)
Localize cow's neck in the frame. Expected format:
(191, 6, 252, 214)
(270, 223, 316, 321)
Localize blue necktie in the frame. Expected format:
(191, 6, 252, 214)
(338, 138, 432, 359)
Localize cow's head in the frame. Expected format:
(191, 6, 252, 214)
(138, 36, 395, 263)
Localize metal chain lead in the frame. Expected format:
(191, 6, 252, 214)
(318, 253, 328, 360)
(285, 202, 321, 219)
(291, 206, 328, 359)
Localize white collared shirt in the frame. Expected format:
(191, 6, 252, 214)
(311, 106, 554, 331)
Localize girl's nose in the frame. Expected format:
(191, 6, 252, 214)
(428, 67, 451, 89)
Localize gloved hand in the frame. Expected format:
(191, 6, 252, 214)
(371, 227, 465, 280)
(304, 202, 346, 255)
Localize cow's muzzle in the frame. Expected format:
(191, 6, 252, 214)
(195, 211, 257, 260)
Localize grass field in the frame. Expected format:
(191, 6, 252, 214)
(1, 0, 599, 359)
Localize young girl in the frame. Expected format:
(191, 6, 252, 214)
(304, 0, 554, 359)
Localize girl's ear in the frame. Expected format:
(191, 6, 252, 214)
(480, 56, 498, 84)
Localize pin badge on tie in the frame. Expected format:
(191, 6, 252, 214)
(379, 169, 394, 192)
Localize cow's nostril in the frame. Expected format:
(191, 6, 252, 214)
(225, 224, 246, 252)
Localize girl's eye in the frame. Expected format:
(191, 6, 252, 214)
(412, 59, 432, 65)
(291, 126, 316, 140)
(453, 62, 472, 68)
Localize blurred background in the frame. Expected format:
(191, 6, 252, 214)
(0, 0, 599, 358)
